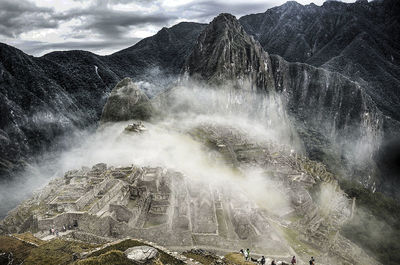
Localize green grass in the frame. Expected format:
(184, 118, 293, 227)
(13, 232, 45, 245)
(224, 253, 254, 265)
(182, 251, 218, 265)
(278, 226, 320, 257)
(24, 238, 98, 265)
(76, 250, 137, 265)
(216, 208, 228, 238)
(0, 235, 36, 264)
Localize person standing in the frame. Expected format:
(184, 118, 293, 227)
(260, 256, 266, 265)
(244, 249, 249, 261)
(309, 256, 315, 265)
(291, 255, 297, 264)
(245, 249, 250, 261)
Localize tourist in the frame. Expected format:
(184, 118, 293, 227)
(309, 257, 315, 265)
(243, 248, 249, 261)
(245, 248, 250, 261)
(291, 255, 296, 264)
(62, 225, 66, 232)
(56, 229, 59, 236)
(260, 255, 266, 265)
(271, 259, 276, 265)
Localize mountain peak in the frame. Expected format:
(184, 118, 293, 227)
(211, 13, 238, 23)
(183, 13, 275, 91)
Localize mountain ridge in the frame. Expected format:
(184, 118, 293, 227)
(0, 0, 399, 199)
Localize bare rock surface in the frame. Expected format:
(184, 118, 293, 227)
(124, 246, 158, 263)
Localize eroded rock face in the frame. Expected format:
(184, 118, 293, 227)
(0, 22, 205, 181)
(125, 246, 158, 263)
(184, 13, 275, 92)
(101, 78, 153, 123)
(183, 12, 383, 190)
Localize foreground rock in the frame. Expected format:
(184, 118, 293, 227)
(101, 78, 153, 123)
(124, 246, 158, 263)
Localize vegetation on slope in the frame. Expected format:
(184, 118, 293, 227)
(0, 235, 36, 264)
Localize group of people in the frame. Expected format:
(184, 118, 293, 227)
(240, 249, 316, 265)
(48, 224, 71, 236)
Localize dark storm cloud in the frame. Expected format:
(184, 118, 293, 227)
(0, 0, 277, 55)
(0, 0, 57, 37)
(55, 8, 174, 38)
(178, 0, 275, 21)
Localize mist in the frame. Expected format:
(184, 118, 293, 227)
(0, 79, 299, 218)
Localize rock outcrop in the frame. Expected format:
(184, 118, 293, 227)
(239, 0, 400, 195)
(239, 0, 400, 121)
(101, 78, 153, 123)
(184, 13, 275, 91)
(183, 12, 382, 188)
(125, 246, 158, 263)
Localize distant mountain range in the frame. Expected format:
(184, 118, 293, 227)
(1, 0, 399, 198)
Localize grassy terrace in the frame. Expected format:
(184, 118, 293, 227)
(0, 234, 98, 265)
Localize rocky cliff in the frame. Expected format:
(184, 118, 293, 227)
(184, 13, 383, 189)
(239, 0, 400, 120)
(1, 1, 399, 196)
(239, 0, 400, 193)
(184, 14, 274, 91)
(0, 22, 205, 181)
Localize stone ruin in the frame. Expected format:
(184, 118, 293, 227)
(19, 162, 291, 256)
(0, 124, 382, 265)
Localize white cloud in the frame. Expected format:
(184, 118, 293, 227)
(2, 0, 357, 56)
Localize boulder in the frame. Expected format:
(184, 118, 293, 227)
(124, 246, 158, 263)
(101, 78, 153, 123)
(92, 163, 107, 171)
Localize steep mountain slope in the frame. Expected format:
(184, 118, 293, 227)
(184, 14, 274, 91)
(184, 13, 383, 190)
(0, 22, 205, 181)
(1, 0, 399, 202)
(239, 0, 400, 124)
(239, 0, 400, 197)
(108, 22, 206, 77)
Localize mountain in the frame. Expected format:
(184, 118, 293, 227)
(239, 0, 400, 198)
(2, 1, 399, 196)
(239, 0, 400, 119)
(1, 3, 400, 264)
(185, 13, 384, 191)
(0, 22, 205, 180)
(183, 14, 275, 91)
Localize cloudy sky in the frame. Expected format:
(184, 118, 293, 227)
(0, 0, 357, 56)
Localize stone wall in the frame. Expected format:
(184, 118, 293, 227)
(38, 212, 84, 230)
(75, 177, 112, 210)
(89, 181, 127, 214)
